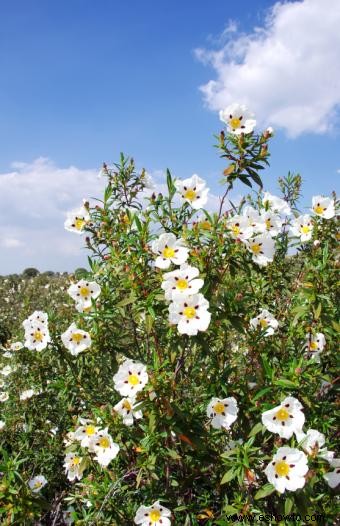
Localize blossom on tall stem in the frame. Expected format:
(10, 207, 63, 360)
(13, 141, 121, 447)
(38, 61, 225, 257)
(244, 235, 276, 266)
(219, 103, 256, 135)
(290, 215, 314, 242)
(264, 447, 308, 494)
(262, 192, 291, 216)
(134, 501, 172, 526)
(175, 174, 209, 209)
(168, 293, 211, 336)
(67, 279, 101, 311)
(152, 233, 189, 269)
(206, 397, 238, 430)
(249, 309, 278, 336)
(161, 264, 204, 301)
(261, 396, 305, 439)
(64, 205, 90, 234)
(113, 359, 148, 397)
(311, 196, 335, 219)
(61, 323, 91, 356)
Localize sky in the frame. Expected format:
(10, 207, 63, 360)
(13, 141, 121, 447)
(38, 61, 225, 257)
(0, 0, 339, 274)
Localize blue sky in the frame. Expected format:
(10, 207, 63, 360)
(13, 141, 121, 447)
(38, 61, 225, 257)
(0, 0, 339, 273)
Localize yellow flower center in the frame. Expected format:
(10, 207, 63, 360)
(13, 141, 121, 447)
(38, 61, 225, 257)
(122, 399, 132, 411)
(275, 460, 290, 477)
(99, 437, 110, 448)
(176, 279, 188, 290)
(162, 247, 175, 259)
(251, 243, 261, 254)
(231, 225, 240, 235)
(72, 332, 84, 344)
(80, 286, 89, 297)
(309, 341, 318, 350)
(265, 219, 272, 230)
(314, 205, 324, 215)
(128, 374, 139, 386)
(34, 481, 42, 488)
(34, 330, 43, 341)
(184, 189, 197, 201)
(230, 117, 242, 129)
(301, 225, 311, 234)
(85, 425, 96, 435)
(275, 407, 290, 421)
(183, 306, 196, 319)
(260, 319, 268, 328)
(149, 510, 161, 522)
(213, 402, 225, 414)
(75, 218, 85, 230)
(72, 456, 81, 466)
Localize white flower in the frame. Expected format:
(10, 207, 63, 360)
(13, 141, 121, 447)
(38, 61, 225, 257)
(175, 174, 209, 209)
(114, 397, 143, 426)
(23, 314, 51, 352)
(250, 309, 278, 336)
(28, 475, 48, 493)
(3, 352, 12, 358)
(134, 500, 172, 526)
(23, 311, 48, 327)
(0, 392, 9, 402)
(264, 447, 308, 494)
(20, 389, 35, 401)
(262, 396, 305, 439)
(161, 264, 204, 301)
(64, 452, 85, 481)
(10, 341, 23, 351)
(311, 195, 335, 219)
(319, 449, 335, 464)
(262, 192, 291, 216)
(0, 420, 5, 431)
(242, 206, 262, 228)
(64, 205, 90, 234)
(63, 431, 77, 447)
(226, 215, 254, 240)
(290, 214, 314, 242)
(256, 211, 283, 238)
(63, 506, 76, 525)
(151, 233, 189, 269)
(207, 397, 238, 430)
(113, 359, 148, 397)
(324, 468, 340, 489)
(74, 419, 100, 450)
(67, 279, 101, 311)
(244, 235, 276, 266)
(90, 428, 120, 467)
(61, 323, 91, 356)
(305, 332, 326, 363)
(296, 429, 325, 455)
(168, 293, 211, 336)
(219, 103, 256, 135)
(0, 365, 13, 376)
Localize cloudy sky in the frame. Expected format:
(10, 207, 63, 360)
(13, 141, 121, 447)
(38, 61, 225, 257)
(0, 0, 339, 274)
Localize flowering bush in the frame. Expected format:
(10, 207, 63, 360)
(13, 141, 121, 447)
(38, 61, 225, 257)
(0, 105, 339, 525)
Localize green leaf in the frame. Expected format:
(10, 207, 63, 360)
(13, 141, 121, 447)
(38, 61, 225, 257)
(248, 422, 264, 438)
(254, 483, 275, 500)
(274, 378, 298, 388)
(221, 468, 237, 484)
(285, 496, 294, 514)
(116, 295, 136, 307)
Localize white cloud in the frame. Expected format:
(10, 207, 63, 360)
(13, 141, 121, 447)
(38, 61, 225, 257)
(0, 158, 103, 274)
(196, 0, 340, 137)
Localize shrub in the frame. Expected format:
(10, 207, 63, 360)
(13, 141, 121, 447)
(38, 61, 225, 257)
(0, 108, 338, 525)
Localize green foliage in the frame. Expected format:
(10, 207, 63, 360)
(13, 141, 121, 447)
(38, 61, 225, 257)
(0, 129, 338, 525)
